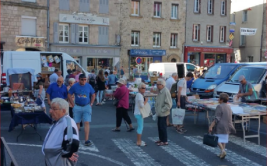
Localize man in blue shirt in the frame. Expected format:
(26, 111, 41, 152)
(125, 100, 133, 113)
(68, 74, 96, 146)
(46, 77, 68, 106)
(107, 71, 117, 89)
(49, 69, 61, 84)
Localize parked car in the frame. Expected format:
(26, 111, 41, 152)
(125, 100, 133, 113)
(214, 65, 266, 100)
(1, 51, 88, 88)
(190, 62, 266, 98)
(148, 62, 196, 80)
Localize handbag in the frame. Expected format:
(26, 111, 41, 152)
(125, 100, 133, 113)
(36, 96, 43, 106)
(140, 103, 151, 118)
(203, 133, 218, 147)
(113, 90, 127, 107)
(172, 107, 185, 125)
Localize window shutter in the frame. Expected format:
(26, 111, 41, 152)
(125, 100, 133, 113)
(53, 22, 59, 43)
(75, 24, 79, 43)
(206, 25, 208, 41)
(192, 24, 194, 40)
(99, 0, 103, 13)
(80, 0, 90, 12)
(79, 0, 83, 12)
(199, 0, 201, 13)
(212, 0, 214, 14)
(104, 26, 109, 45)
(71, 24, 76, 44)
(198, 25, 200, 41)
(98, 26, 102, 44)
(225, 0, 227, 16)
(59, 0, 63, 10)
(105, 0, 109, 13)
(211, 26, 213, 42)
(224, 26, 226, 42)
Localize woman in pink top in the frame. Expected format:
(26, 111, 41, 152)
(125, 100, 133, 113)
(112, 78, 135, 132)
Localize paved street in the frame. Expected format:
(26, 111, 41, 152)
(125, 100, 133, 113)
(1, 101, 266, 166)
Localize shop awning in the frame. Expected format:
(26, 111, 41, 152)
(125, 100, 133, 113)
(129, 49, 166, 57)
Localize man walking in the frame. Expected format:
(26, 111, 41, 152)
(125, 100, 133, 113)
(68, 74, 96, 146)
(176, 72, 194, 134)
(154, 79, 172, 146)
(49, 69, 62, 84)
(46, 77, 68, 106)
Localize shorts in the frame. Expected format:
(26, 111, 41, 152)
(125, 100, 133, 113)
(73, 104, 92, 123)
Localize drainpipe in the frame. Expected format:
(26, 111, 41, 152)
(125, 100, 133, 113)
(259, 0, 265, 62)
(46, 0, 50, 51)
(182, 0, 187, 62)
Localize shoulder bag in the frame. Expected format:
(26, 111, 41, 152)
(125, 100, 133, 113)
(113, 90, 127, 107)
(138, 93, 152, 118)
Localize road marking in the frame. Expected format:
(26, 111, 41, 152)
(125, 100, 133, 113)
(229, 135, 266, 157)
(79, 140, 99, 152)
(112, 138, 161, 166)
(148, 137, 211, 166)
(7, 142, 128, 166)
(184, 136, 261, 166)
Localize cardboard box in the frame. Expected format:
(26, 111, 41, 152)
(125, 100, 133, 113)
(52, 63, 60, 68)
(42, 67, 49, 71)
(263, 116, 266, 124)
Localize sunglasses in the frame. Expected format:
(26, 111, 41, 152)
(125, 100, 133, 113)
(141, 87, 146, 89)
(80, 79, 87, 81)
(157, 84, 162, 86)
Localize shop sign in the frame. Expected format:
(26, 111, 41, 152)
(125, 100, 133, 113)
(130, 49, 166, 56)
(15, 36, 45, 48)
(229, 29, 235, 33)
(59, 14, 109, 25)
(240, 28, 257, 36)
(230, 22, 236, 26)
(186, 47, 233, 54)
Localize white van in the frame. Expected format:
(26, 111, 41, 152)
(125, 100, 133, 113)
(1, 51, 88, 87)
(148, 62, 196, 79)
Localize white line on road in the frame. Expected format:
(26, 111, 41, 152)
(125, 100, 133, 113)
(79, 140, 99, 152)
(229, 135, 266, 157)
(148, 137, 211, 166)
(185, 136, 262, 166)
(112, 138, 161, 166)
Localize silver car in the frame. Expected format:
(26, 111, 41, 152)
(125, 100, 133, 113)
(214, 65, 266, 100)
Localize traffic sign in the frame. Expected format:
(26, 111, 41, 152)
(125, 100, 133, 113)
(136, 57, 142, 64)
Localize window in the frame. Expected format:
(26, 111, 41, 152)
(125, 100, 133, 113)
(59, 24, 69, 43)
(243, 10, 248, 22)
(207, 0, 213, 14)
(21, 16, 36, 36)
(194, 0, 201, 13)
(186, 64, 196, 71)
(248, 56, 253, 62)
(79, 26, 88, 44)
(240, 35, 246, 46)
(59, 0, 70, 10)
(206, 25, 213, 42)
(219, 26, 226, 43)
(153, 32, 161, 47)
(171, 4, 178, 19)
(154, 2, 162, 17)
(131, 0, 140, 16)
(99, 0, 109, 14)
(192, 24, 200, 41)
(170, 33, 178, 48)
(221, 0, 226, 16)
(131, 31, 140, 46)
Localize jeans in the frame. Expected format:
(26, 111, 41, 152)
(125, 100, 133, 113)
(116, 107, 132, 127)
(157, 116, 167, 142)
(97, 90, 104, 103)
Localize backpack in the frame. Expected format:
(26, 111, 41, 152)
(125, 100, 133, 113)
(170, 81, 179, 98)
(88, 74, 96, 85)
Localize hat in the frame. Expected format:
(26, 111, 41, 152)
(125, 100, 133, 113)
(238, 75, 245, 82)
(116, 78, 125, 84)
(79, 74, 86, 79)
(36, 74, 41, 78)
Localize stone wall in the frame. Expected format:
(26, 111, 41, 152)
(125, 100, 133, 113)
(1, 0, 47, 51)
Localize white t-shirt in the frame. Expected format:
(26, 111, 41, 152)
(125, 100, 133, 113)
(178, 78, 187, 96)
(134, 93, 144, 115)
(166, 77, 176, 90)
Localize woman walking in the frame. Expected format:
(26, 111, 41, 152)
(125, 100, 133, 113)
(209, 93, 236, 159)
(113, 78, 135, 132)
(67, 78, 76, 118)
(33, 74, 46, 113)
(96, 70, 106, 106)
(134, 83, 148, 146)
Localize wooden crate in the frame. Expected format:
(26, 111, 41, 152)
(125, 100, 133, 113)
(263, 116, 266, 124)
(150, 77, 158, 83)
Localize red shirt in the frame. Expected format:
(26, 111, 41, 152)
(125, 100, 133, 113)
(114, 85, 129, 109)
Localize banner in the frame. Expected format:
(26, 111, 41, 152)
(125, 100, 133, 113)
(240, 28, 257, 35)
(15, 36, 45, 48)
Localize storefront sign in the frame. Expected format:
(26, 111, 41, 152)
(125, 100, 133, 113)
(130, 49, 166, 57)
(230, 22, 236, 26)
(15, 36, 45, 48)
(229, 29, 235, 33)
(59, 14, 109, 25)
(186, 47, 233, 54)
(240, 28, 257, 36)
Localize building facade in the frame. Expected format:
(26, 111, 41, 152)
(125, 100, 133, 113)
(119, 0, 186, 78)
(49, 0, 120, 72)
(231, 0, 266, 62)
(184, 0, 232, 67)
(1, 0, 48, 51)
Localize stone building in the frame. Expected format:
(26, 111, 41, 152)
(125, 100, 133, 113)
(49, 0, 121, 72)
(0, 0, 48, 51)
(118, 0, 186, 78)
(184, 0, 232, 67)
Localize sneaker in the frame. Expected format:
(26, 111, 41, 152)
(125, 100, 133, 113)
(103, 99, 106, 102)
(85, 140, 92, 146)
(176, 128, 184, 134)
(101, 101, 105, 104)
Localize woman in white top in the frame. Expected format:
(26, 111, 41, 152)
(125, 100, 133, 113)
(134, 83, 148, 146)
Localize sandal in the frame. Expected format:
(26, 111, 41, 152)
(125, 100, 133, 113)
(157, 142, 168, 146)
(112, 128, 120, 132)
(155, 140, 161, 144)
(137, 141, 147, 147)
(127, 128, 135, 132)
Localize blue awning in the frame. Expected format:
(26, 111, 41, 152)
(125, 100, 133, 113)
(130, 49, 166, 57)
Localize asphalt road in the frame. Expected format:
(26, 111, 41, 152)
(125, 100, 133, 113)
(1, 101, 266, 166)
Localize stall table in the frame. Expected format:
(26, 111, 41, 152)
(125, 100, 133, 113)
(188, 98, 267, 144)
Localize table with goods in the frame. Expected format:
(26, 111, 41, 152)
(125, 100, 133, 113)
(187, 98, 267, 144)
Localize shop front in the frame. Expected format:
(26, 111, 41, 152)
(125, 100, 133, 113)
(184, 46, 233, 67)
(128, 49, 166, 80)
(51, 45, 120, 73)
(15, 36, 45, 51)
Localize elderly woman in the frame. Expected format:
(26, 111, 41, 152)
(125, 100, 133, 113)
(209, 93, 236, 159)
(34, 74, 46, 112)
(113, 78, 134, 132)
(134, 83, 148, 146)
(67, 78, 76, 118)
